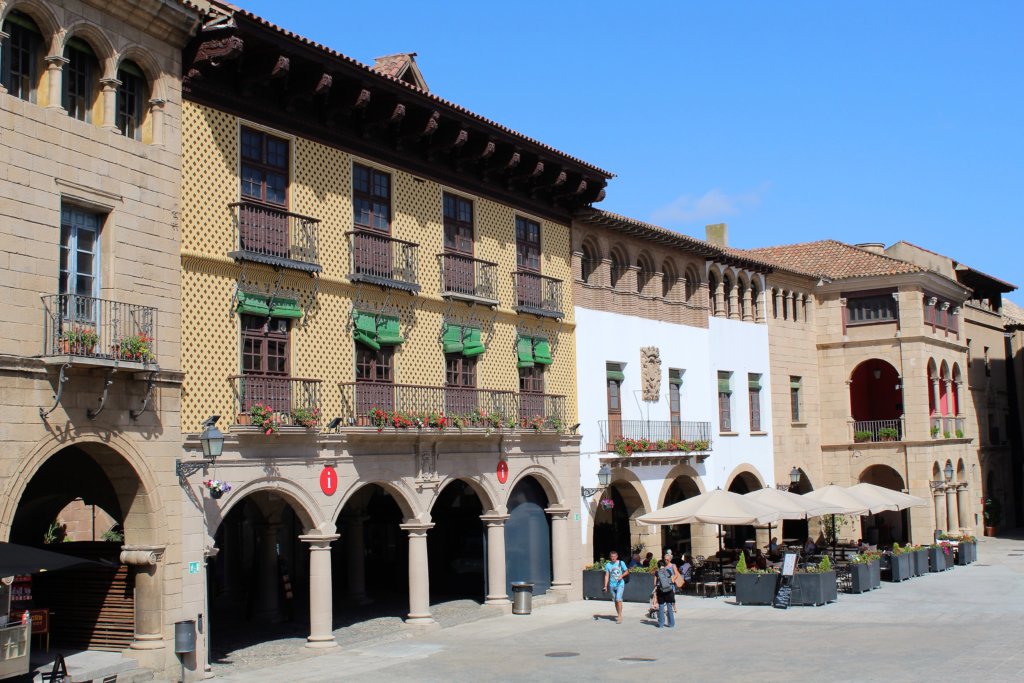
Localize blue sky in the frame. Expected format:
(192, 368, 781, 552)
(238, 1, 1023, 291)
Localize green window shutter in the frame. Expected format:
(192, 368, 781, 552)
(353, 311, 380, 350)
(517, 336, 535, 368)
(442, 324, 464, 354)
(748, 375, 761, 391)
(718, 377, 732, 393)
(269, 297, 303, 320)
(462, 327, 486, 358)
(607, 370, 625, 382)
(376, 315, 404, 345)
(533, 338, 553, 365)
(236, 291, 270, 317)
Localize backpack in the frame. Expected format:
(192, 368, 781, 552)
(657, 566, 674, 592)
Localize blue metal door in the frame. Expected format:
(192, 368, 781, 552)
(504, 477, 551, 596)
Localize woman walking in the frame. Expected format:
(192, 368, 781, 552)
(653, 556, 679, 628)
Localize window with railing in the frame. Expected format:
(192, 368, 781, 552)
(353, 163, 391, 232)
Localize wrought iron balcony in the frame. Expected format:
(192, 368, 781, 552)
(517, 392, 566, 429)
(41, 293, 158, 367)
(438, 253, 499, 305)
(599, 420, 713, 452)
(346, 230, 420, 293)
(229, 201, 321, 273)
(514, 271, 564, 319)
(852, 419, 903, 443)
(230, 375, 323, 429)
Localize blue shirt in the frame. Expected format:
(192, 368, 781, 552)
(605, 560, 627, 585)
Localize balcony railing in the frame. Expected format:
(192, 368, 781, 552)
(932, 415, 965, 438)
(599, 420, 713, 451)
(339, 382, 563, 430)
(852, 419, 903, 443)
(41, 293, 158, 365)
(514, 271, 564, 319)
(229, 201, 321, 272)
(230, 375, 322, 428)
(346, 230, 420, 293)
(438, 253, 499, 305)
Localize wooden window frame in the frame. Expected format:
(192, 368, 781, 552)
(846, 293, 898, 326)
(749, 386, 761, 432)
(59, 206, 101, 301)
(515, 216, 541, 273)
(790, 377, 802, 423)
(718, 372, 732, 433)
(519, 364, 545, 394)
(353, 163, 392, 233)
(445, 353, 477, 388)
(443, 192, 474, 255)
(240, 126, 290, 207)
(355, 343, 395, 384)
(241, 315, 290, 377)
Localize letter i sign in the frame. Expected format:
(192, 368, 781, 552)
(320, 466, 338, 496)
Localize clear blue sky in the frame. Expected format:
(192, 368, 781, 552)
(238, 1, 1023, 291)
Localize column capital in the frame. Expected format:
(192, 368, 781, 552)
(955, 482, 969, 491)
(299, 533, 339, 549)
(400, 522, 435, 535)
(479, 514, 510, 526)
(119, 545, 166, 566)
(45, 54, 69, 68)
(148, 97, 167, 107)
(100, 76, 122, 90)
(544, 506, 571, 519)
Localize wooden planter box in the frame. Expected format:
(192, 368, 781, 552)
(928, 546, 952, 572)
(869, 559, 881, 588)
(886, 553, 913, 582)
(791, 572, 837, 606)
(582, 569, 654, 603)
(735, 572, 779, 605)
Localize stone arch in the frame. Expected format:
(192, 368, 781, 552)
(684, 263, 702, 302)
(609, 244, 629, 288)
(724, 464, 765, 493)
(428, 475, 500, 516)
(332, 479, 420, 523)
(792, 292, 801, 322)
(656, 462, 706, 509)
(580, 236, 601, 283)
(588, 467, 654, 560)
(661, 257, 678, 298)
(707, 269, 720, 315)
(213, 476, 326, 534)
(115, 44, 166, 100)
(956, 458, 966, 482)
(61, 20, 117, 78)
(858, 464, 905, 490)
(635, 250, 655, 294)
(1, 0, 60, 50)
(505, 465, 565, 509)
(750, 277, 761, 320)
(0, 431, 164, 547)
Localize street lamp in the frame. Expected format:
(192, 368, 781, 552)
(789, 466, 801, 488)
(943, 461, 954, 483)
(582, 463, 612, 498)
(199, 415, 225, 458)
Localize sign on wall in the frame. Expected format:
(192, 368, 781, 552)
(496, 460, 509, 484)
(320, 466, 338, 495)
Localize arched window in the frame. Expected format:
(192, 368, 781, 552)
(684, 265, 701, 303)
(750, 279, 760, 320)
(782, 291, 789, 320)
(927, 359, 938, 416)
(116, 60, 149, 140)
(951, 363, 962, 416)
(708, 271, 719, 316)
(939, 361, 950, 416)
(580, 239, 600, 284)
(771, 288, 778, 319)
(609, 246, 628, 290)
(662, 260, 678, 299)
(636, 252, 654, 294)
(723, 274, 734, 317)
(63, 37, 101, 122)
(792, 293, 800, 322)
(1, 11, 44, 102)
(736, 277, 747, 319)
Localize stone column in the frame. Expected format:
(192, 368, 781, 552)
(944, 485, 957, 532)
(342, 515, 370, 605)
(955, 484, 969, 530)
(931, 485, 945, 533)
(148, 98, 167, 146)
(546, 507, 572, 591)
(256, 522, 282, 621)
(401, 522, 435, 624)
(299, 534, 339, 648)
(727, 280, 740, 320)
(713, 276, 726, 318)
(120, 545, 166, 651)
(741, 286, 754, 322)
(45, 55, 68, 111)
(481, 514, 510, 604)
(100, 77, 121, 132)
(755, 287, 766, 323)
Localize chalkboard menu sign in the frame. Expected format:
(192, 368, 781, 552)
(773, 554, 797, 609)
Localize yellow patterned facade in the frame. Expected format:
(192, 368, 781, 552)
(180, 101, 577, 430)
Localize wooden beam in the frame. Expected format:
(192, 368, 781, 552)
(270, 55, 290, 80)
(314, 73, 333, 97)
(354, 88, 371, 110)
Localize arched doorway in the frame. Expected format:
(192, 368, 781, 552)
(782, 469, 812, 543)
(8, 445, 157, 653)
(207, 491, 310, 661)
(330, 484, 409, 624)
(726, 471, 761, 548)
(592, 479, 646, 561)
(661, 476, 700, 557)
(859, 465, 908, 544)
(850, 359, 904, 440)
(505, 476, 552, 596)
(428, 480, 484, 602)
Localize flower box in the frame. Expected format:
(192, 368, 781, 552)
(869, 559, 881, 588)
(912, 549, 928, 577)
(928, 546, 951, 572)
(955, 541, 975, 565)
(581, 569, 654, 603)
(848, 563, 871, 594)
(790, 572, 837, 606)
(886, 553, 913, 582)
(735, 572, 779, 605)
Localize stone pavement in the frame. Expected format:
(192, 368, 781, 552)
(212, 535, 1024, 682)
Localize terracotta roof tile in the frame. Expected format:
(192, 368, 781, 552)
(1003, 299, 1024, 327)
(372, 53, 413, 80)
(742, 240, 924, 280)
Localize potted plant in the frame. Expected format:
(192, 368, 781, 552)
(735, 553, 780, 605)
(910, 545, 928, 576)
(955, 429, 964, 439)
(928, 543, 952, 572)
(290, 405, 320, 428)
(202, 479, 232, 500)
(878, 427, 899, 442)
(115, 333, 154, 362)
(886, 543, 913, 582)
(236, 411, 251, 426)
(943, 431, 951, 439)
(791, 556, 837, 606)
(863, 550, 882, 588)
(249, 403, 278, 435)
(854, 430, 872, 443)
(930, 425, 940, 438)
(848, 554, 873, 594)
(984, 497, 1001, 536)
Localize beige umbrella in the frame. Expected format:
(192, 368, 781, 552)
(745, 487, 848, 548)
(848, 483, 927, 510)
(638, 489, 781, 580)
(802, 485, 873, 516)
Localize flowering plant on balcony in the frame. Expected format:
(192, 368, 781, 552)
(526, 415, 546, 431)
(290, 406, 321, 428)
(613, 438, 711, 456)
(116, 333, 154, 362)
(877, 427, 899, 441)
(249, 403, 278, 434)
(60, 325, 99, 354)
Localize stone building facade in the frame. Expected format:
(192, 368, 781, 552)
(175, 2, 611, 670)
(0, 0, 199, 677)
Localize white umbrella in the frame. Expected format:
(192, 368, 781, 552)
(802, 485, 873, 516)
(848, 483, 927, 510)
(638, 489, 781, 580)
(745, 487, 848, 549)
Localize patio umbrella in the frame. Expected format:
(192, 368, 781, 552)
(638, 488, 781, 582)
(847, 483, 927, 510)
(744, 487, 848, 548)
(0, 542, 107, 577)
(802, 485, 873, 517)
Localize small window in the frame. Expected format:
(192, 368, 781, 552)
(443, 193, 474, 254)
(847, 294, 897, 325)
(116, 61, 148, 141)
(516, 216, 541, 272)
(354, 163, 391, 232)
(790, 376, 802, 423)
(718, 371, 732, 432)
(445, 354, 477, 388)
(581, 241, 600, 284)
(1, 11, 42, 102)
(669, 369, 682, 438)
(748, 373, 762, 431)
(241, 127, 289, 206)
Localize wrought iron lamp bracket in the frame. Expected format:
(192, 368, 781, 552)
(581, 486, 603, 498)
(176, 458, 211, 480)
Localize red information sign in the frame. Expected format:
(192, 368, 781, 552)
(496, 460, 509, 484)
(320, 466, 338, 496)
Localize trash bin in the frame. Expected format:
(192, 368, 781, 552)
(511, 582, 533, 615)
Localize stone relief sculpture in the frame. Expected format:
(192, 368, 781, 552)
(640, 346, 661, 402)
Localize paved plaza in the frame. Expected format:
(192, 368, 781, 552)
(211, 534, 1024, 682)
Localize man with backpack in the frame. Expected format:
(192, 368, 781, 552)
(653, 555, 680, 628)
(602, 549, 630, 624)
